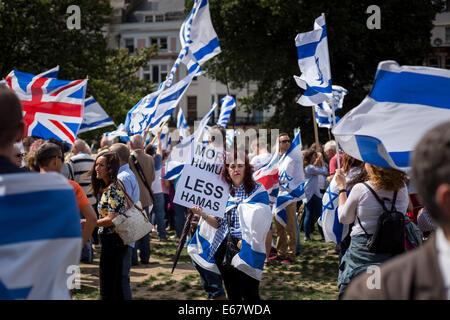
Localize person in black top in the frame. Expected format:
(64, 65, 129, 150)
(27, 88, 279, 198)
(0, 86, 28, 174)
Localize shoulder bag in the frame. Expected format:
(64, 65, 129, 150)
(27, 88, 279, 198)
(112, 180, 154, 245)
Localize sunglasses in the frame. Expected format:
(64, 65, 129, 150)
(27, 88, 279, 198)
(280, 140, 291, 144)
(15, 153, 25, 158)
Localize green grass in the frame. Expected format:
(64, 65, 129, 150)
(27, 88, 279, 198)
(73, 227, 340, 300)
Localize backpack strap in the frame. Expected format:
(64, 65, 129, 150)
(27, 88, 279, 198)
(362, 182, 390, 212)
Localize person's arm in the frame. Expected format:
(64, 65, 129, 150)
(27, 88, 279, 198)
(96, 212, 118, 227)
(305, 164, 329, 176)
(335, 169, 359, 224)
(96, 184, 126, 227)
(191, 206, 219, 229)
(80, 205, 97, 246)
(156, 130, 163, 156)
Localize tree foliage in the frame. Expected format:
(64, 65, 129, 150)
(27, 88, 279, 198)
(201, 0, 442, 145)
(0, 0, 157, 145)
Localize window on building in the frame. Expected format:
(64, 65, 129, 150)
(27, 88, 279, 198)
(165, 11, 185, 21)
(446, 57, 450, 69)
(150, 37, 168, 51)
(187, 96, 197, 124)
(446, 26, 450, 43)
(125, 38, 134, 53)
(142, 63, 168, 83)
(145, 15, 153, 23)
(428, 56, 440, 68)
(155, 14, 164, 22)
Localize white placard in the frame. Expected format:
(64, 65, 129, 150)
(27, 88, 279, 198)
(173, 143, 229, 217)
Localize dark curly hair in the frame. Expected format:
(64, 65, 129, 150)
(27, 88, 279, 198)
(90, 151, 121, 197)
(222, 150, 255, 195)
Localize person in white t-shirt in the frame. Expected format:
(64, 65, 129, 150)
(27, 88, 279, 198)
(335, 162, 409, 297)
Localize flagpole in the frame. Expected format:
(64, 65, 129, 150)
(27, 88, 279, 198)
(331, 102, 340, 170)
(311, 105, 320, 148)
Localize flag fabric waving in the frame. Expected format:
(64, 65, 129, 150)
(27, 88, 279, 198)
(217, 95, 236, 128)
(317, 175, 349, 243)
(177, 107, 190, 140)
(294, 13, 332, 106)
(5, 70, 87, 144)
(273, 131, 306, 227)
(165, 0, 221, 88)
(332, 60, 450, 171)
(0, 172, 82, 299)
(105, 123, 129, 141)
(78, 96, 114, 133)
(315, 103, 340, 128)
(124, 71, 197, 136)
(163, 103, 217, 180)
(36, 66, 60, 79)
(253, 142, 280, 203)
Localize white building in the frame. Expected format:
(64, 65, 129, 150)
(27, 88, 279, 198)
(428, 2, 450, 68)
(107, 0, 274, 129)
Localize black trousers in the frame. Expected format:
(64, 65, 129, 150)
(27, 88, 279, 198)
(99, 232, 127, 300)
(214, 239, 261, 301)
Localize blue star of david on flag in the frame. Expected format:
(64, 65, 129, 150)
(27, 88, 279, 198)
(279, 170, 293, 190)
(322, 187, 339, 213)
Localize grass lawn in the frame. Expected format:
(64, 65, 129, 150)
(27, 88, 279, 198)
(72, 227, 340, 300)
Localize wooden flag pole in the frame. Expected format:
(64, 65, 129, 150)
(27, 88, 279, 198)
(331, 102, 341, 170)
(311, 105, 320, 147)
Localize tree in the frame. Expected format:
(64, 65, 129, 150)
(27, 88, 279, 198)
(200, 0, 442, 146)
(0, 0, 158, 145)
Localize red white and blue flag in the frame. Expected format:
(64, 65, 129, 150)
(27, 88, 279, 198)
(4, 70, 87, 145)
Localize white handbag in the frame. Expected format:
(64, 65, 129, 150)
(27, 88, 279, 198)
(112, 181, 153, 245)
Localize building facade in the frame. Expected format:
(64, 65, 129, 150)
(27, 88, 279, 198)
(107, 0, 275, 129)
(428, 2, 450, 68)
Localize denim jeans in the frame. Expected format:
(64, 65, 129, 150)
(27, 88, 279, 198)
(80, 236, 93, 263)
(122, 246, 133, 300)
(192, 260, 225, 299)
(304, 194, 324, 239)
(151, 193, 167, 239)
(173, 203, 187, 238)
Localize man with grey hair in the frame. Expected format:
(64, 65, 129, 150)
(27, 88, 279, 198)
(324, 140, 342, 183)
(343, 121, 450, 299)
(70, 139, 97, 262)
(129, 134, 155, 265)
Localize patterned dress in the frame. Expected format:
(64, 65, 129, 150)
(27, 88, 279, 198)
(97, 182, 127, 234)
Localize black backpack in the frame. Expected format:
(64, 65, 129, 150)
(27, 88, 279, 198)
(357, 183, 405, 255)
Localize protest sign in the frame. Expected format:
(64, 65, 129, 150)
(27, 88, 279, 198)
(173, 142, 229, 217)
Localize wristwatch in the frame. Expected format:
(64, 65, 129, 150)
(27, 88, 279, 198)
(339, 189, 347, 194)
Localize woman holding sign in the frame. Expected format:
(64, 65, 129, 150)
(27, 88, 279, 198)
(189, 151, 272, 301)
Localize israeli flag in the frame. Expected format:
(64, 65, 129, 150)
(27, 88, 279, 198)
(294, 13, 332, 106)
(188, 184, 272, 280)
(332, 60, 450, 171)
(329, 85, 348, 110)
(165, 0, 221, 88)
(0, 172, 82, 300)
(273, 131, 306, 227)
(177, 107, 190, 140)
(78, 96, 114, 134)
(124, 71, 197, 136)
(162, 103, 217, 180)
(317, 176, 349, 243)
(217, 95, 236, 128)
(315, 103, 340, 129)
(105, 123, 129, 141)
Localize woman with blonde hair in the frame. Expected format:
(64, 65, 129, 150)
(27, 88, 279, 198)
(335, 162, 409, 297)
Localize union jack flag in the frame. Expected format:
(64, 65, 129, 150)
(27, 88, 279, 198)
(4, 70, 87, 144)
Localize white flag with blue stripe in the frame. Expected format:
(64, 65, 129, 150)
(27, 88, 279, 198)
(125, 71, 196, 136)
(217, 95, 236, 128)
(105, 123, 129, 142)
(177, 107, 190, 140)
(315, 103, 340, 129)
(165, 0, 221, 88)
(187, 184, 272, 280)
(162, 103, 217, 180)
(0, 172, 82, 300)
(332, 60, 450, 171)
(295, 13, 332, 106)
(317, 175, 349, 243)
(273, 131, 306, 227)
(78, 96, 114, 133)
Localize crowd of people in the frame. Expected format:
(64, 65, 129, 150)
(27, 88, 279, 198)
(1, 85, 449, 301)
